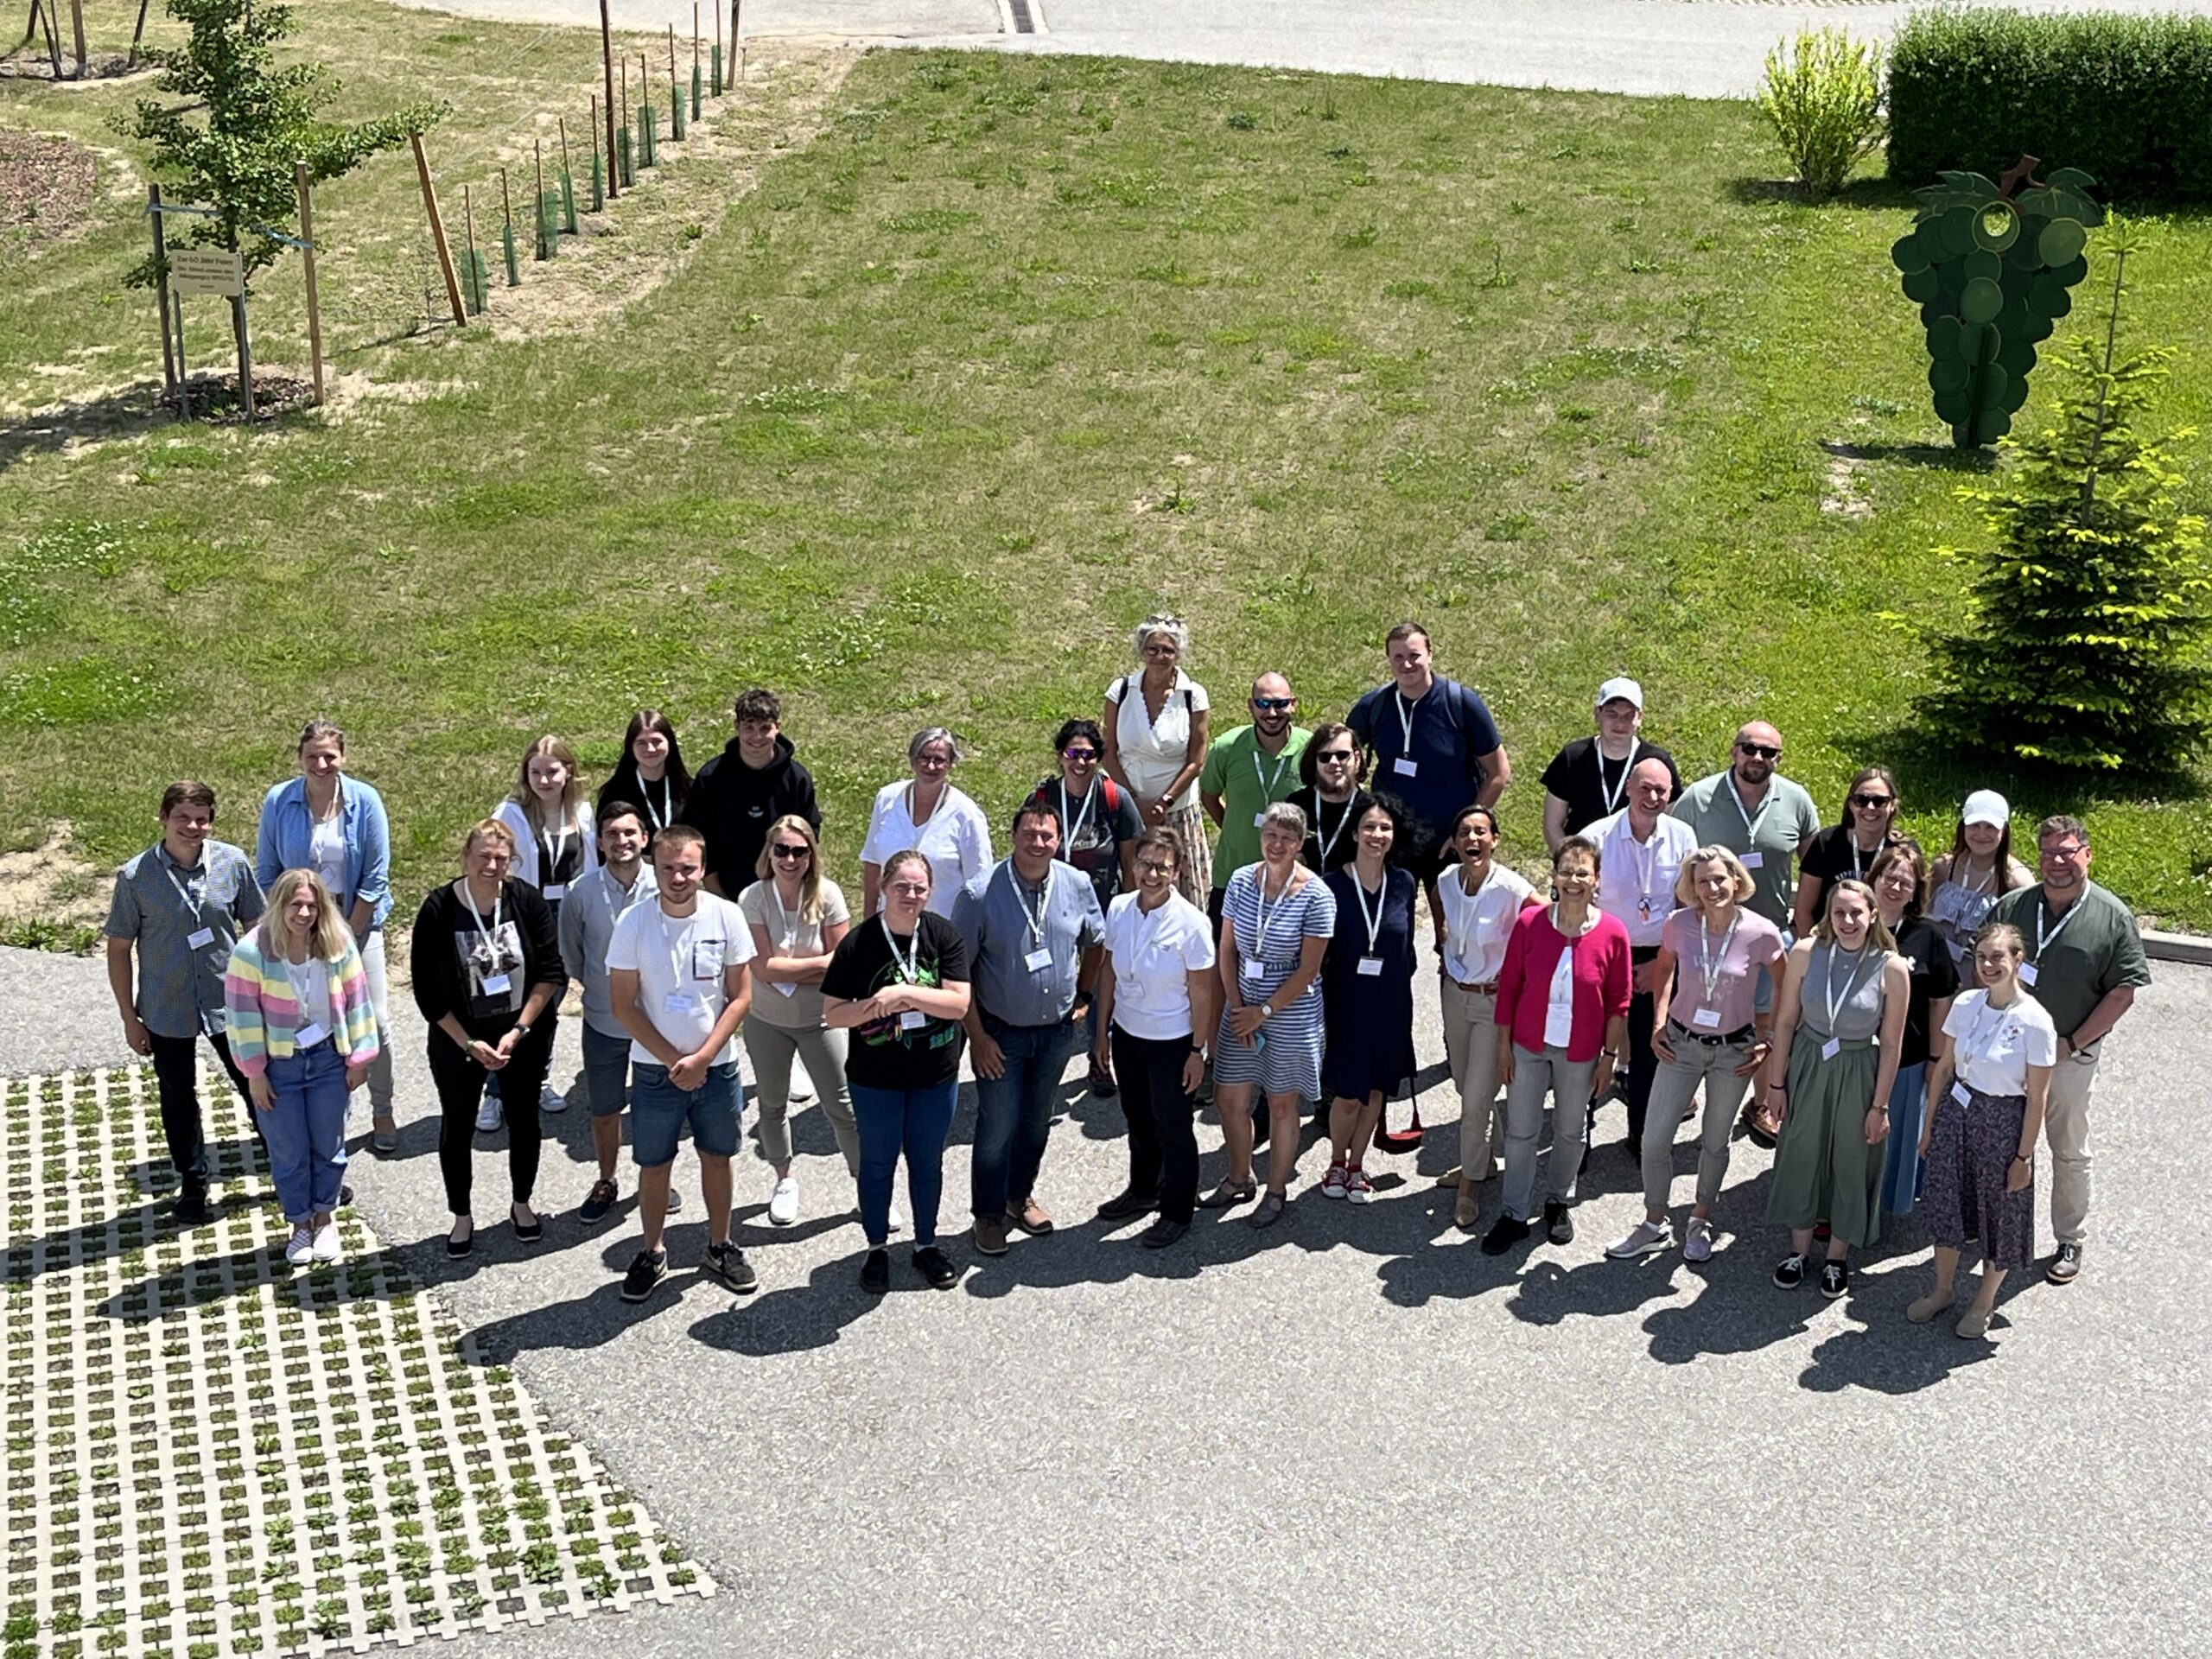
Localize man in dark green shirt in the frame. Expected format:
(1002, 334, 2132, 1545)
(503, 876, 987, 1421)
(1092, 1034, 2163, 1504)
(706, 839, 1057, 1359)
(1986, 814, 2151, 1287)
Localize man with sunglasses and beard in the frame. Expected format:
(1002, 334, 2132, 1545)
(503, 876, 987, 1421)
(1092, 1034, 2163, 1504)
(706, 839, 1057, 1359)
(1199, 673, 1311, 940)
(1669, 722, 1821, 935)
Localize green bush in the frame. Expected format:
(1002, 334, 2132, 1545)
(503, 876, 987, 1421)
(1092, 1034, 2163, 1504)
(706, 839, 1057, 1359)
(1757, 27, 1885, 199)
(1889, 8, 2212, 201)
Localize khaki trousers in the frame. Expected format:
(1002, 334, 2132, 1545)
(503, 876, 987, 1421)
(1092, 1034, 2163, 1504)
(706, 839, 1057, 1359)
(2044, 1044, 2101, 1244)
(1440, 978, 1505, 1173)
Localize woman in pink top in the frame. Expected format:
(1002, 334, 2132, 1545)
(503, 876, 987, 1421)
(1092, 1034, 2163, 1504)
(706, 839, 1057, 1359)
(1607, 846, 1785, 1265)
(1481, 836, 1630, 1254)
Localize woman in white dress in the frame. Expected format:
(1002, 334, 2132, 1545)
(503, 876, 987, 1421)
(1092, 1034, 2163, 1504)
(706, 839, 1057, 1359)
(1100, 613, 1213, 907)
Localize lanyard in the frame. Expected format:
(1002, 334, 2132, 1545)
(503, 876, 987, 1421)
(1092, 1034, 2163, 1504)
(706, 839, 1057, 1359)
(161, 854, 207, 925)
(1448, 863, 1498, 972)
(1394, 688, 1426, 755)
(1014, 866, 1054, 949)
(1694, 911, 1740, 1004)
(1595, 744, 1633, 817)
(2033, 894, 2082, 961)
(1961, 995, 2008, 1065)
(1726, 777, 1772, 844)
(765, 879, 803, 950)
(1253, 870, 1296, 958)
(538, 816, 574, 884)
(1622, 822, 1659, 912)
(1312, 794, 1354, 865)
(1059, 780, 1095, 849)
(661, 903, 703, 987)
(460, 880, 504, 952)
(1252, 743, 1292, 801)
(639, 773, 672, 831)
(1958, 856, 1997, 898)
(1847, 833, 1884, 881)
(881, 915, 923, 983)
(1821, 942, 1876, 1031)
(1350, 870, 1385, 955)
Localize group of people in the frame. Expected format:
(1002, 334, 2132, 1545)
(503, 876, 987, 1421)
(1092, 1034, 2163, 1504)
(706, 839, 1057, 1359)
(100, 620, 2153, 1335)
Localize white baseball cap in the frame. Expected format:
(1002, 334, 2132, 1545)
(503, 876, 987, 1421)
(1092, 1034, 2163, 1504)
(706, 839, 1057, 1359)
(1961, 789, 2010, 828)
(1595, 677, 1643, 710)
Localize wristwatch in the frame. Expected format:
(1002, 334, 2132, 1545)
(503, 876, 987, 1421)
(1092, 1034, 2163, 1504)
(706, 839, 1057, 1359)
(1259, 1003, 1274, 1020)
(514, 1022, 532, 1038)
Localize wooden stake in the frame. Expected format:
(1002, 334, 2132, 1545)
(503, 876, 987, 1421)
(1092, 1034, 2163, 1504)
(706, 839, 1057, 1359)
(230, 287, 254, 421)
(295, 162, 323, 405)
(66, 0, 82, 76)
(172, 289, 189, 420)
(128, 0, 148, 66)
(713, 1, 721, 95)
(147, 181, 175, 396)
(731, 0, 741, 77)
(667, 26, 683, 139)
(463, 182, 478, 313)
(599, 0, 619, 200)
(409, 131, 467, 327)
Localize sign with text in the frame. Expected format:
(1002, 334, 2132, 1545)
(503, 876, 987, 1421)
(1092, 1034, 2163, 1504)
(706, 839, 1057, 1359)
(167, 247, 245, 298)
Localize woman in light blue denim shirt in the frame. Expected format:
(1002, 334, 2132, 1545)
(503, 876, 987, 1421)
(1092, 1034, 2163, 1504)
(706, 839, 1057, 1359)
(257, 719, 397, 1150)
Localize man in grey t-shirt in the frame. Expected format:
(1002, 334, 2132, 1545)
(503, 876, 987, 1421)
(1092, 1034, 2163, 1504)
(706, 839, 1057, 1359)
(1669, 721, 1823, 931)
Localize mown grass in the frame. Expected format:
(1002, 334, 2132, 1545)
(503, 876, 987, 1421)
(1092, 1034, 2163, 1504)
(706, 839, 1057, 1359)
(3, 4, 2210, 926)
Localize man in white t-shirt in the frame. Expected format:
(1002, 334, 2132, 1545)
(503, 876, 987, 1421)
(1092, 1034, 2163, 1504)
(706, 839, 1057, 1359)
(607, 825, 756, 1302)
(1587, 757, 1698, 1160)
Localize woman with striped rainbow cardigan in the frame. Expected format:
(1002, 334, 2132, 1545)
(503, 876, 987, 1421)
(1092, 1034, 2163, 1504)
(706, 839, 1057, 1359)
(224, 869, 381, 1266)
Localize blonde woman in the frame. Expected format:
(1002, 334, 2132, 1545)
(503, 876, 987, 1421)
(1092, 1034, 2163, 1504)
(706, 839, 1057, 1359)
(224, 870, 381, 1266)
(740, 814, 867, 1228)
(489, 735, 597, 1126)
(1762, 879, 1910, 1297)
(1100, 614, 1213, 906)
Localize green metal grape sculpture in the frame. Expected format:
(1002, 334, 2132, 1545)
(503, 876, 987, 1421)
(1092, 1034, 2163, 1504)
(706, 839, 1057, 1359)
(1891, 159, 2103, 449)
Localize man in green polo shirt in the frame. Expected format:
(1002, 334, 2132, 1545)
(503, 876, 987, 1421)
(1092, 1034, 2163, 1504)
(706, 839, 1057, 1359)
(1986, 814, 2151, 1287)
(1669, 721, 1822, 931)
(1198, 671, 1310, 938)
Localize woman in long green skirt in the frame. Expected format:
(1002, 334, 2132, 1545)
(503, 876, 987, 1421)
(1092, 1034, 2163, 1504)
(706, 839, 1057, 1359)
(1758, 877, 1908, 1300)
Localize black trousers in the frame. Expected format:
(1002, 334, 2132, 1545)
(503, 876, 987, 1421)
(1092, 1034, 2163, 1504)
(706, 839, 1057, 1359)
(148, 1027, 255, 1191)
(428, 1016, 554, 1215)
(1586, 944, 1661, 1148)
(1111, 1027, 1198, 1224)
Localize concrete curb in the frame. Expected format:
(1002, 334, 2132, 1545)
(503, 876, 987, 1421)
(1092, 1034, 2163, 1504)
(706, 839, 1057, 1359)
(2144, 929, 2212, 967)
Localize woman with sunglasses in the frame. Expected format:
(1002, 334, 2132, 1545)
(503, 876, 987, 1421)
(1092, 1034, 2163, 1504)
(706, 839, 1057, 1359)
(1927, 791, 2034, 965)
(1033, 718, 1145, 1096)
(596, 709, 693, 838)
(1318, 799, 1419, 1203)
(1762, 878, 1910, 1297)
(740, 814, 864, 1229)
(1100, 614, 1213, 907)
(859, 728, 993, 918)
(1482, 836, 1630, 1254)
(1792, 766, 1904, 938)
(1287, 722, 1374, 875)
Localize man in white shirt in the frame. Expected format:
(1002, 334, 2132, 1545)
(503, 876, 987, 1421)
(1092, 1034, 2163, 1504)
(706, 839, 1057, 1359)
(556, 802, 660, 1225)
(1587, 758, 1698, 1160)
(608, 825, 756, 1301)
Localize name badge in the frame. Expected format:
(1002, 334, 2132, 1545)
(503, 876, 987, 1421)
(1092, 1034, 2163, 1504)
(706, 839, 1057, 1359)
(542, 883, 567, 901)
(1739, 851, 1764, 870)
(663, 991, 700, 1014)
(1240, 958, 1264, 982)
(1252, 812, 1268, 828)
(187, 926, 216, 950)
(1356, 955, 1384, 977)
(1820, 1037, 1840, 1061)
(2018, 962, 2039, 987)
(1392, 757, 1419, 777)
(1692, 1007, 1721, 1029)
(1023, 947, 1054, 972)
(1952, 1081, 1972, 1106)
(899, 1009, 927, 1030)
(773, 982, 798, 998)
(294, 1021, 330, 1048)
(480, 973, 512, 995)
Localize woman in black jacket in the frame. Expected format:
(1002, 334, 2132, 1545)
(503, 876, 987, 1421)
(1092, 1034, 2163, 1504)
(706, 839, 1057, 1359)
(411, 818, 568, 1257)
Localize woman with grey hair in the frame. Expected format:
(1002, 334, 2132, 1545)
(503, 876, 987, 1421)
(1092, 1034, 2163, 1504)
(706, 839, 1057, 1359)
(859, 727, 993, 918)
(1101, 613, 1213, 907)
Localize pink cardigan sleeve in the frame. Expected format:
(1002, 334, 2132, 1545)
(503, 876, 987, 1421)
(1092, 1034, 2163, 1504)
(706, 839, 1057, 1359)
(1600, 918, 1633, 1021)
(1494, 908, 1532, 1033)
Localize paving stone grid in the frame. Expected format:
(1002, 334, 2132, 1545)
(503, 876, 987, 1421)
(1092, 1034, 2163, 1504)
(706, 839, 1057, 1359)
(3, 1064, 714, 1659)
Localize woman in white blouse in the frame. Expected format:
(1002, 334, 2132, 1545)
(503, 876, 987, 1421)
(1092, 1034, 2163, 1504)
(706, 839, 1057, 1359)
(1910, 921, 2056, 1338)
(1099, 614, 1213, 907)
(859, 727, 993, 918)
(1435, 804, 1537, 1230)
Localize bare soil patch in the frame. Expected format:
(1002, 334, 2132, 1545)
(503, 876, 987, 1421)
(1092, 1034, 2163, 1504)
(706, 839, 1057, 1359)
(0, 130, 96, 252)
(0, 823, 104, 927)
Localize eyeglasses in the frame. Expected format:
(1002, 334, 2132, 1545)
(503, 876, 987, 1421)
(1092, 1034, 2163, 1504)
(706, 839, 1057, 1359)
(1062, 748, 1099, 762)
(771, 844, 810, 861)
(1849, 792, 1893, 809)
(913, 753, 953, 770)
(1315, 750, 1355, 764)
(1251, 697, 1295, 712)
(1736, 743, 1781, 760)
(1141, 643, 1180, 658)
(2041, 842, 2088, 861)
(887, 881, 931, 897)
(1135, 859, 1177, 875)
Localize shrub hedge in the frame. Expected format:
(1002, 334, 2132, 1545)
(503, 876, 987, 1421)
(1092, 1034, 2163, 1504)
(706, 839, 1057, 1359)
(1888, 8, 2212, 201)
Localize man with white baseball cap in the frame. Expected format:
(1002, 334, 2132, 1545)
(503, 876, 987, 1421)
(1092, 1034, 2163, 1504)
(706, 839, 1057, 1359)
(1540, 677, 1680, 853)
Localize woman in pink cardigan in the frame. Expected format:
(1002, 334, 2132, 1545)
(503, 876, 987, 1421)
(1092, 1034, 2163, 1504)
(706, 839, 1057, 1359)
(1481, 835, 1631, 1255)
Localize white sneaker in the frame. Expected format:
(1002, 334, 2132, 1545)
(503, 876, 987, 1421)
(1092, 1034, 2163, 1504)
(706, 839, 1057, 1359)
(539, 1082, 569, 1115)
(1606, 1218, 1675, 1259)
(311, 1221, 341, 1263)
(1683, 1216, 1716, 1263)
(768, 1175, 800, 1226)
(475, 1097, 504, 1133)
(284, 1226, 315, 1266)
(887, 1199, 906, 1234)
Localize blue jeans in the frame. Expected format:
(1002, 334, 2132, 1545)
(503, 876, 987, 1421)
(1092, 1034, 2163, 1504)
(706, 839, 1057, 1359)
(257, 1040, 350, 1223)
(581, 1022, 630, 1118)
(630, 1061, 741, 1167)
(1879, 1060, 1928, 1217)
(969, 1015, 1080, 1219)
(851, 1079, 958, 1249)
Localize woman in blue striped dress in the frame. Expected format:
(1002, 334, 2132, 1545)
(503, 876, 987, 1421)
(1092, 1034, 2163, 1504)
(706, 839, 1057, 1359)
(1203, 802, 1336, 1228)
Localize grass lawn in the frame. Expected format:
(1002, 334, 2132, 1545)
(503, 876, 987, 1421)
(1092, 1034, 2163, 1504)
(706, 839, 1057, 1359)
(3, 1, 2210, 929)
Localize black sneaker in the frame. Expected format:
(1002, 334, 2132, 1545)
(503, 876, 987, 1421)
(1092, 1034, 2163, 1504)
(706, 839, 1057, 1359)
(173, 1189, 213, 1227)
(1819, 1260, 1849, 1299)
(1543, 1200, 1574, 1245)
(339, 1184, 355, 1209)
(703, 1241, 759, 1294)
(1480, 1215, 1531, 1256)
(913, 1245, 958, 1289)
(578, 1178, 619, 1224)
(860, 1247, 891, 1294)
(620, 1249, 668, 1301)
(1138, 1217, 1190, 1249)
(1772, 1252, 1808, 1289)
(1096, 1186, 1154, 1222)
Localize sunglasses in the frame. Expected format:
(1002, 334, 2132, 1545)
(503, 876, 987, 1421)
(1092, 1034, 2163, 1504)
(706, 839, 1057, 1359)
(1315, 750, 1355, 763)
(1063, 747, 1099, 761)
(771, 844, 810, 861)
(1251, 697, 1296, 712)
(1737, 743, 1781, 760)
(887, 881, 931, 897)
(1850, 792, 1892, 809)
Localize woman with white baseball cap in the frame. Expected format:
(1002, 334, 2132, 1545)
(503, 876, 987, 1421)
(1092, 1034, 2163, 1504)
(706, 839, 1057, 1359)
(1928, 791, 2034, 964)
(1538, 677, 1680, 853)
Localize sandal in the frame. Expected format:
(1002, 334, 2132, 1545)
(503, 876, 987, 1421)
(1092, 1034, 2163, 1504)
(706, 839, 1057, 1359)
(1741, 1103, 1779, 1149)
(1247, 1190, 1287, 1229)
(1198, 1179, 1256, 1211)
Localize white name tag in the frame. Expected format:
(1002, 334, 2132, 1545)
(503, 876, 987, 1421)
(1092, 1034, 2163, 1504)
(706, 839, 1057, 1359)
(1693, 1007, 1721, 1029)
(1820, 1037, 1840, 1061)
(1023, 947, 1054, 972)
(899, 1009, 927, 1030)
(663, 991, 700, 1014)
(773, 982, 798, 999)
(480, 973, 512, 995)
(2018, 962, 2038, 987)
(1356, 955, 1383, 977)
(294, 1021, 330, 1047)
(1252, 812, 1268, 828)
(1240, 958, 1264, 982)
(542, 883, 567, 900)
(1739, 851, 1764, 870)
(1952, 1081, 1972, 1106)
(1392, 757, 1419, 777)
(187, 926, 216, 950)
